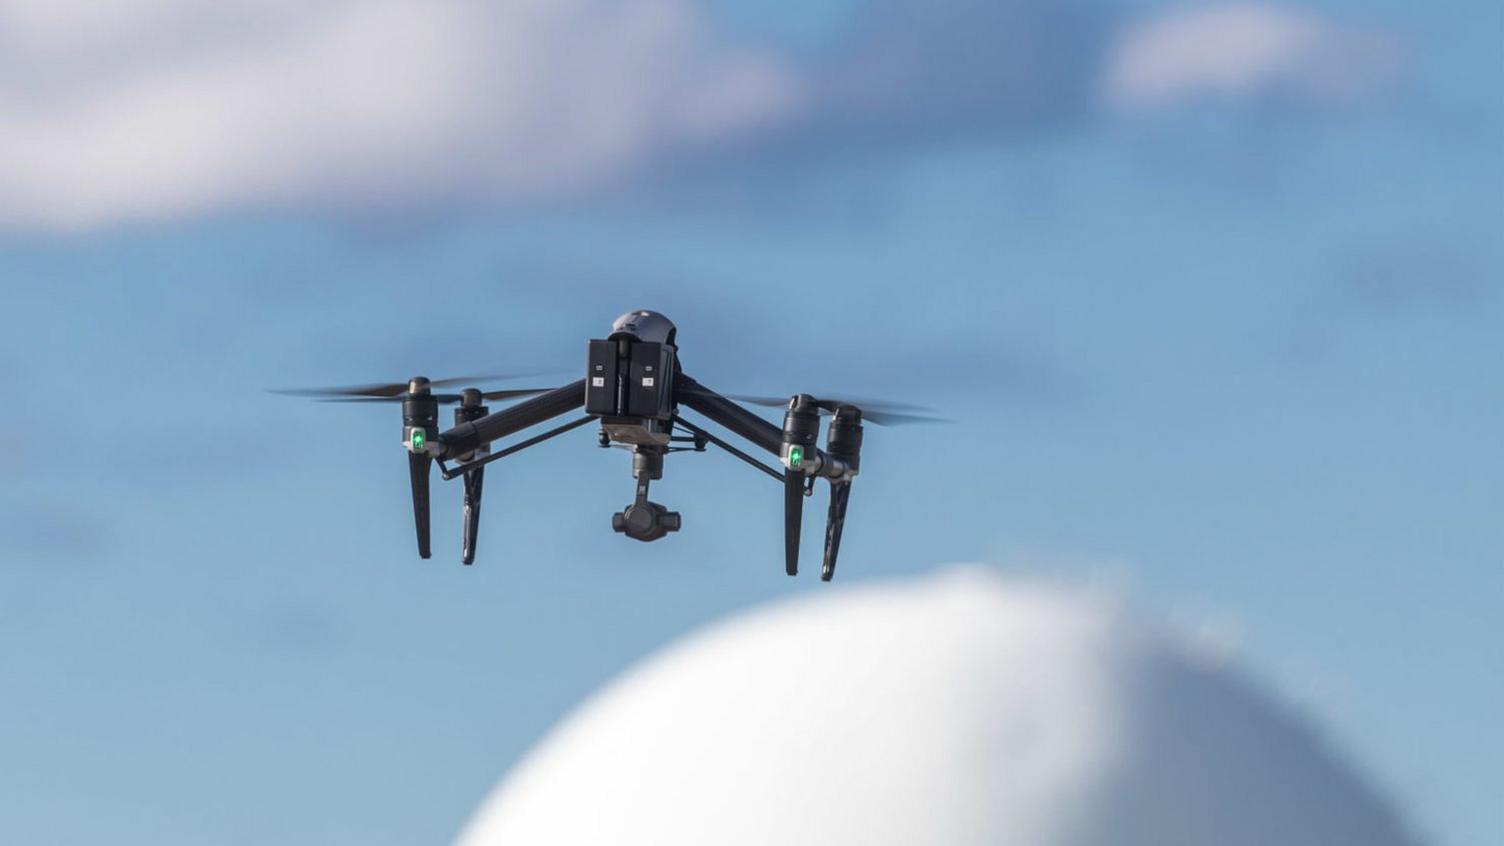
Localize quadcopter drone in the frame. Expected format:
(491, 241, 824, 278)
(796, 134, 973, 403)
(276, 310, 939, 580)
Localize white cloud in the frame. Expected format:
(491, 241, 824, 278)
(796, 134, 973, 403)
(0, 1, 1406, 229)
(1102, 3, 1403, 112)
(458, 567, 1420, 845)
(0, 0, 802, 228)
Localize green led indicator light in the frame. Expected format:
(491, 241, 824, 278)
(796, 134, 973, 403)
(789, 446, 803, 468)
(411, 429, 426, 451)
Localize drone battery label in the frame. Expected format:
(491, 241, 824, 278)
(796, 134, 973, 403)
(626, 342, 672, 418)
(586, 339, 620, 415)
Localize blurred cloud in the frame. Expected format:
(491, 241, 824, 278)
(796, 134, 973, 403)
(0, 0, 801, 228)
(780, 0, 1109, 144)
(0, 0, 1405, 229)
(461, 567, 1421, 845)
(1102, 3, 1403, 113)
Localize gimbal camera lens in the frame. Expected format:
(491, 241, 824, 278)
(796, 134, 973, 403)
(613, 500, 681, 542)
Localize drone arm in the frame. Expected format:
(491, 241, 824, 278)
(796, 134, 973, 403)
(677, 375, 855, 479)
(671, 415, 785, 482)
(437, 416, 595, 480)
(437, 379, 587, 457)
(675, 375, 783, 456)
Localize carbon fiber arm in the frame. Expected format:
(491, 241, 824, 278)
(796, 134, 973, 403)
(436, 379, 588, 458)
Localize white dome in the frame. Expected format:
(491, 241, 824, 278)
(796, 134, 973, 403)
(457, 567, 1417, 846)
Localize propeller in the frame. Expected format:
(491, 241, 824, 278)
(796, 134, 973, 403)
(313, 388, 549, 404)
(269, 372, 551, 401)
(682, 389, 950, 426)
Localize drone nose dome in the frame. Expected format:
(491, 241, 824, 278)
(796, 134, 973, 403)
(610, 310, 677, 345)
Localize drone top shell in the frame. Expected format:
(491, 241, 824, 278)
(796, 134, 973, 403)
(610, 310, 677, 345)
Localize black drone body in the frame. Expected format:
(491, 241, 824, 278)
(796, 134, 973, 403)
(278, 310, 936, 580)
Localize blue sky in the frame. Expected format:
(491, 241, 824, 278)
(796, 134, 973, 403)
(0, 1, 1498, 843)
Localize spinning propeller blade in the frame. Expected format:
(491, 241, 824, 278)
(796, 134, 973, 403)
(313, 388, 549, 404)
(269, 372, 552, 399)
(681, 389, 950, 426)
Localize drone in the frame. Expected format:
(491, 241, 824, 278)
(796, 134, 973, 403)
(276, 310, 940, 580)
